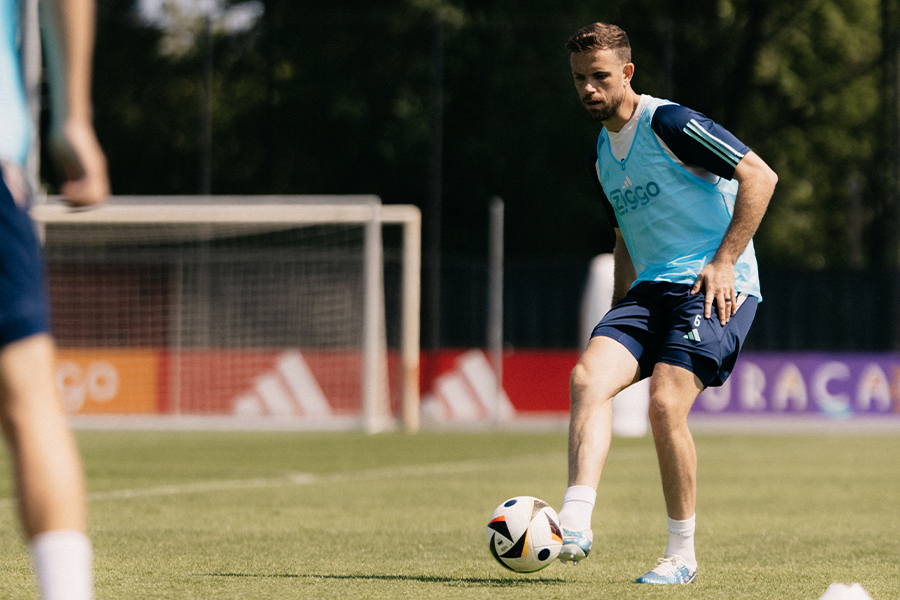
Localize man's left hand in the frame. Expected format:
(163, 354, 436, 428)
(690, 259, 736, 326)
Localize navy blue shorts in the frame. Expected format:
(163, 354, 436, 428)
(591, 281, 758, 388)
(0, 171, 49, 345)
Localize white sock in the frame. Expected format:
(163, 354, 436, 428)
(664, 515, 696, 570)
(29, 530, 94, 600)
(557, 485, 596, 531)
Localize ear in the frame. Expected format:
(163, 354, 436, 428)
(623, 63, 635, 85)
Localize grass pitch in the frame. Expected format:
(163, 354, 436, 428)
(0, 429, 898, 599)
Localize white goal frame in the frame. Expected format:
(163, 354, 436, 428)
(31, 196, 422, 433)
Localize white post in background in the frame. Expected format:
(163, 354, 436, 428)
(22, 0, 41, 192)
(488, 197, 504, 424)
(399, 209, 422, 433)
(363, 201, 389, 433)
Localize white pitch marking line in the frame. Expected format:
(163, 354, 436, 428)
(0, 454, 567, 507)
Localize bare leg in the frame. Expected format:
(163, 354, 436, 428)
(632, 362, 705, 584)
(559, 336, 640, 563)
(647, 362, 704, 521)
(567, 336, 640, 488)
(0, 334, 87, 538)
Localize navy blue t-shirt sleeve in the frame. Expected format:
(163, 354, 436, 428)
(651, 104, 750, 179)
(590, 142, 619, 228)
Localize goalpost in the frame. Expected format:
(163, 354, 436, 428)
(30, 196, 421, 433)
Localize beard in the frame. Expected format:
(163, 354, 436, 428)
(584, 89, 624, 122)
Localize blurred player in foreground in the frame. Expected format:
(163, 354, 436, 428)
(557, 22, 777, 584)
(1, 0, 108, 597)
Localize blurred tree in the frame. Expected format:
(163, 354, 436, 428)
(715, 0, 881, 268)
(74, 0, 885, 267)
(873, 0, 900, 268)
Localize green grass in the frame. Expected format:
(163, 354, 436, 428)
(1, 430, 898, 599)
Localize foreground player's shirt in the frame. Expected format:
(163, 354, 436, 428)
(0, 0, 32, 167)
(590, 94, 761, 299)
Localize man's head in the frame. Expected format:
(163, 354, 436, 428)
(566, 22, 631, 64)
(567, 23, 635, 126)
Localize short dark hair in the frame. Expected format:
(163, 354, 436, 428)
(566, 22, 631, 64)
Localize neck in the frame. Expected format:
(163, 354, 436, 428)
(603, 89, 640, 133)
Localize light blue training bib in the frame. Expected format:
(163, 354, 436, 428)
(596, 96, 761, 299)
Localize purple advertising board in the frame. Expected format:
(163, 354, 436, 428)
(693, 353, 900, 418)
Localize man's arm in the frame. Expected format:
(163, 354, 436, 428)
(690, 150, 777, 324)
(612, 228, 637, 306)
(40, 0, 108, 206)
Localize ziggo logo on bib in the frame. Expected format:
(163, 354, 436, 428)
(610, 181, 661, 215)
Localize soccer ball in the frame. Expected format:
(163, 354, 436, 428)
(485, 496, 563, 573)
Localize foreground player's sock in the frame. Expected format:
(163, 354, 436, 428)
(558, 485, 596, 531)
(30, 530, 93, 600)
(664, 515, 697, 571)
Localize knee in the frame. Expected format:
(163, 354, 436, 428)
(0, 397, 21, 444)
(570, 359, 620, 411)
(0, 385, 58, 445)
(570, 361, 594, 403)
(648, 393, 688, 430)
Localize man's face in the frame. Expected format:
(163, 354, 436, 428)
(570, 48, 632, 123)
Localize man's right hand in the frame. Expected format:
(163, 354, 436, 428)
(50, 117, 109, 207)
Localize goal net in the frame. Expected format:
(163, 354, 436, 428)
(31, 196, 421, 433)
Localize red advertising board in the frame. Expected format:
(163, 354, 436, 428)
(56, 348, 900, 419)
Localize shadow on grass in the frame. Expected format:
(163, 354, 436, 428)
(200, 572, 565, 587)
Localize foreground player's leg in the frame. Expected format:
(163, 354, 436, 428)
(31, 530, 93, 600)
(636, 362, 702, 584)
(560, 336, 639, 565)
(0, 334, 94, 600)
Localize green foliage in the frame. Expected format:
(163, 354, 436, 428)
(731, 0, 882, 266)
(80, 0, 887, 264)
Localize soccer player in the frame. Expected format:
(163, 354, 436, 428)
(556, 22, 777, 585)
(1, 0, 108, 598)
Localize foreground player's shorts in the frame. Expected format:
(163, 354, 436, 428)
(0, 170, 49, 345)
(591, 281, 757, 388)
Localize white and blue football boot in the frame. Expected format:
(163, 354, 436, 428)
(558, 528, 592, 565)
(635, 556, 697, 584)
